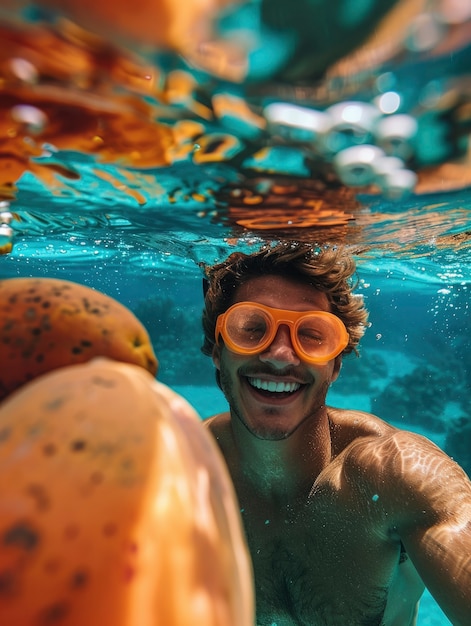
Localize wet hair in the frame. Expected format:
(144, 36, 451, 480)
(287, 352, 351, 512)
(201, 241, 368, 359)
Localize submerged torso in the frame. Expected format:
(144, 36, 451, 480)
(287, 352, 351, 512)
(241, 483, 421, 626)
(206, 407, 425, 626)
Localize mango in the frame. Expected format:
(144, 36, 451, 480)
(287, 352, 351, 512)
(0, 277, 158, 400)
(0, 358, 254, 625)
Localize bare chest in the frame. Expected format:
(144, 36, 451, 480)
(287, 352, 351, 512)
(240, 496, 401, 626)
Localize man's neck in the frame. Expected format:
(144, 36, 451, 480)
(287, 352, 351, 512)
(229, 408, 332, 500)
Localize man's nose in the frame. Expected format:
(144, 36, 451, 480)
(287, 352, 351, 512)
(259, 325, 301, 368)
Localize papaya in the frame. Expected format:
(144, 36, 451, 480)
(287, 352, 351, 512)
(0, 277, 158, 401)
(0, 358, 254, 625)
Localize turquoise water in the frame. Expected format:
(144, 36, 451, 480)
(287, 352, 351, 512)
(2, 260, 466, 625)
(1, 3, 471, 624)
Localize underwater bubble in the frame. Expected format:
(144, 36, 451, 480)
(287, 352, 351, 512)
(8, 57, 39, 83)
(0, 210, 13, 225)
(376, 91, 401, 115)
(10, 104, 48, 133)
(0, 224, 14, 254)
(381, 168, 418, 200)
(441, 0, 471, 23)
(333, 145, 385, 186)
(375, 72, 396, 93)
(406, 12, 445, 52)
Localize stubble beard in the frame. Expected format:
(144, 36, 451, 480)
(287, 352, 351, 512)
(219, 365, 331, 440)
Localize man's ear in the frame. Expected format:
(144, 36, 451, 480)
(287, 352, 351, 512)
(212, 344, 221, 370)
(331, 355, 342, 383)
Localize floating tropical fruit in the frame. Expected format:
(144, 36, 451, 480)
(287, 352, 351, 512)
(0, 358, 254, 625)
(0, 277, 158, 401)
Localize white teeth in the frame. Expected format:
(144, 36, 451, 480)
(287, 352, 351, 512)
(248, 378, 301, 393)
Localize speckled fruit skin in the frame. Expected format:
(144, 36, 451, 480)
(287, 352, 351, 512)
(0, 358, 254, 626)
(0, 277, 158, 400)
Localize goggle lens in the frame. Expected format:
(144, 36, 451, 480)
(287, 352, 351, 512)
(225, 306, 272, 351)
(216, 302, 349, 364)
(296, 316, 343, 359)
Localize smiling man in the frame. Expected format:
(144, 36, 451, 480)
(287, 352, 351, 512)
(201, 241, 471, 626)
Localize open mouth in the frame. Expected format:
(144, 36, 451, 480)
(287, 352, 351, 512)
(246, 376, 303, 399)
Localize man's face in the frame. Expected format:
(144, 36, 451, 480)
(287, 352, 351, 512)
(212, 274, 342, 440)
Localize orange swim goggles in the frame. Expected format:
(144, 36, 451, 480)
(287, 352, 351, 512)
(215, 302, 349, 364)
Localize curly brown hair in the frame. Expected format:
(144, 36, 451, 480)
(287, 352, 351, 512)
(201, 241, 368, 358)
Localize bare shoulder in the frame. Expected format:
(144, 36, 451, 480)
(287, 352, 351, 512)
(203, 412, 232, 439)
(327, 406, 395, 456)
(326, 407, 471, 522)
(203, 412, 229, 428)
(327, 406, 397, 435)
(328, 405, 455, 474)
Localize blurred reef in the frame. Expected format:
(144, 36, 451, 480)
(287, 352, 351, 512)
(340, 348, 470, 476)
(445, 412, 471, 478)
(132, 295, 215, 387)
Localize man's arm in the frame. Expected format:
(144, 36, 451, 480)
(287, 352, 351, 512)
(387, 432, 471, 626)
(403, 513, 471, 626)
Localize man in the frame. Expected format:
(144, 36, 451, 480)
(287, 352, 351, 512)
(201, 241, 471, 626)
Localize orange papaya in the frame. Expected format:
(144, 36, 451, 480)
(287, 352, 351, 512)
(0, 358, 254, 625)
(0, 277, 158, 400)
